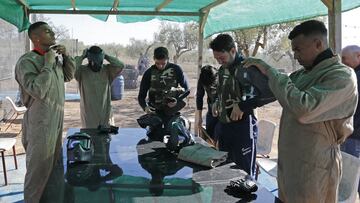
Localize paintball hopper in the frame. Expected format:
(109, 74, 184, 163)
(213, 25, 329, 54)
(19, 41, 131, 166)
(67, 132, 94, 164)
(236, 66, 276, 107)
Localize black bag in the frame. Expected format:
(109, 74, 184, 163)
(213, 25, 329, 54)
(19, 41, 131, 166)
(136, 114, 163, 129)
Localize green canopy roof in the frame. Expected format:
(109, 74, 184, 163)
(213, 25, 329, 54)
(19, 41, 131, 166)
(205, 0, 360, 37)
(1, 0, 359, 37)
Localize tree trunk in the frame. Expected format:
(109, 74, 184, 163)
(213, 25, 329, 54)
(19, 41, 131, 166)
(252, 26, 267, 56)
(272, 54, 286, 62)
(144, 43, 154, 56)
(286, 50, 297, 71)
(173, 54, 178, 64)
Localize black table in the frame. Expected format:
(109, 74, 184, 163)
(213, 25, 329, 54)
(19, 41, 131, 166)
(43, 128, 281, 203)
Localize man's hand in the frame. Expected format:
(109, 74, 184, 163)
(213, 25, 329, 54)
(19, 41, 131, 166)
(242, 57, 272, 75)
(51, 44, 69, 56)
(144, 106, 154, 114)
(167, 100, 177, 108)
(104, 53, 109, 61)
(81, 48, 88, 59)
(230, 104, 243, 121)
(212, 101, 219, 117)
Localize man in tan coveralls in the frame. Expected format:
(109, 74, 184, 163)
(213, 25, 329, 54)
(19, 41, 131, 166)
(244, 20, 358, 202)
(75, 46, 124, 128)
(15, 21, 75, 203)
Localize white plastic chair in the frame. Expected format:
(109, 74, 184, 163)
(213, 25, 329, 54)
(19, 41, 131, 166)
(0, 138, 18, 185)
(338, 151, 360, 203)
(255, 119, 277, 180)
(3, 96, 26, 131)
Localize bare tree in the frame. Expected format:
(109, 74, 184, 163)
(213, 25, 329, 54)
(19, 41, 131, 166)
(154, 22, 198, 63)
(126, 38, 154, 58)
(233, 26, 268, 57)
(102, 43, 126, 59)
(233, 22, 299, 71)
(33, 14, 70, 40)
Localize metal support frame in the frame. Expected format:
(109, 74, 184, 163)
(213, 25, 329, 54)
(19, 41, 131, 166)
(29, 9, 199, 16)
(71, 0, 76, 10)
(322, 0, 342, 54)
(112, 0, 120, 11)
(156, 0, 173, 12)
(193, 0, 227, 136)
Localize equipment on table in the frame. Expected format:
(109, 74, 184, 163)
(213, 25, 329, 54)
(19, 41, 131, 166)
(67, 132, 94, 164)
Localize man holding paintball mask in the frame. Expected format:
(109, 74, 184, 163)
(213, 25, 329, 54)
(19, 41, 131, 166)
(137, 47, 190, 144)
(75, 46, 124, 128)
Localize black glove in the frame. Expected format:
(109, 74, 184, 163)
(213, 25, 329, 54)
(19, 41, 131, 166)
(225, 177, 258, 194)
(97, 125, 119, 134)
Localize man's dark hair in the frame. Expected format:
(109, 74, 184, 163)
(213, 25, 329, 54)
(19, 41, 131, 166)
(154, 47, 169, 60)
(288, 20, 327, 40)
(209, 34, 235, 52)
(199, 65, 217, 87)
(28, 21, 48, 37)
(88, 46, 103, 54)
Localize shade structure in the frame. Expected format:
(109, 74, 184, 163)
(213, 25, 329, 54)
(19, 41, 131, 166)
(0, 0, 359, 38)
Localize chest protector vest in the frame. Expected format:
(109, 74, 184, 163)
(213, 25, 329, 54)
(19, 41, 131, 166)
(149, 66, 178, 108)
(204, 83, 217, 106)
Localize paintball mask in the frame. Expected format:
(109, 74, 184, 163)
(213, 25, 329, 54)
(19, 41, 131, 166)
(87, 46, 105, 72)
(67, 132, 94, 164)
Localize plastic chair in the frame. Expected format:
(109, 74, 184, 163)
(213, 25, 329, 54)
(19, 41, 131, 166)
(338, 151, 360, 203)
(0, 138, 18, 185)
(3, 96, 26, 131)
(255, 119, 277, 180)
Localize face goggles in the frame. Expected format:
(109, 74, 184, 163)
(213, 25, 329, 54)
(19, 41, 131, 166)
(67, 132, 94, 164)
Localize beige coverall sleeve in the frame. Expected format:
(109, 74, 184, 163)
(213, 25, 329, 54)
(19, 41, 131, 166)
(105, 55, 124, 81)
(63, 55, 75, 82)
(16, 58, 54, 100)
(74, 56, 84, 81)
(267, 68, 358, 124)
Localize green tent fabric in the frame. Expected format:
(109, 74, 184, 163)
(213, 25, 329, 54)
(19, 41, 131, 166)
(204, 0, 360, 37)
(0, 0, 30, 32)
(0, 0, 359, 36)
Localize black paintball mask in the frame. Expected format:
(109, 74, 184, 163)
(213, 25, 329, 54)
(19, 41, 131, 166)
(87, 46, 105, 72)
(67, 132, 94, 164)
